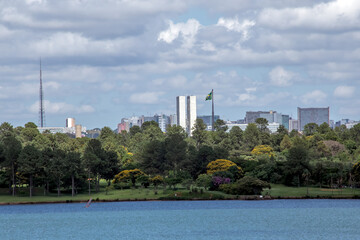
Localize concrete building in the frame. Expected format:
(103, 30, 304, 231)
(225, 122, 281, 133)
(297, 107, 330, 131)
(75, 124, 82, 138)
(176, 96, 186, 131)
(155, 114, 170, 132)
(170, 114, 177, 126)
(245, 110, 289, 129)
(66, 118, 75, 128)
(187, 95, 197, 135)
(289, 118, 299, 132)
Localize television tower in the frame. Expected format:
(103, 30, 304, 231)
(39, 59, 45, 127)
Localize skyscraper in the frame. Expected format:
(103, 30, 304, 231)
(176, 95, 197, 135)
(187, 95, 197, 136)
(297, 107, 330, 131)
(176, 96, 186, 130)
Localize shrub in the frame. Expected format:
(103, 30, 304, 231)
(219, 176, 270, 195)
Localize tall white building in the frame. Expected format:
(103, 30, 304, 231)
(66, 118, 75, 128)
(176, 96, 186, 131)
(187, 95, 197, 136)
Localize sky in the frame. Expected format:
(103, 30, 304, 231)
(1, 0, 360, 129)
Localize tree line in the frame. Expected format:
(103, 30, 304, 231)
(1, 118, 360, 197)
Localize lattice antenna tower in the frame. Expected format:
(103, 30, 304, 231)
(39, 58, 45, 127)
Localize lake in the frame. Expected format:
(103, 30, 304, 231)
(1, 199, 360, 239)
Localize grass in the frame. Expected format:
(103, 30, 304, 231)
(264, 184, 360, 198)
(2, 183, 360, 204)
(0, 183, 233, 204)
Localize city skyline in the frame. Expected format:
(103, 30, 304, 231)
(1, 0, 360, 129)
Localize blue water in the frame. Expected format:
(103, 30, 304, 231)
(1, 200, 360, 239)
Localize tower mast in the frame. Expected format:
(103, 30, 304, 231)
(39, 59, 45, 127)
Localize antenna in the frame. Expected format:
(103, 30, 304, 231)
(39, 58, 45, 127)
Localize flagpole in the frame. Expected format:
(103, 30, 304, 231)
(212, 89, 214, 131)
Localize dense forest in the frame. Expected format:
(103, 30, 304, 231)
(1, 118, 360, 197)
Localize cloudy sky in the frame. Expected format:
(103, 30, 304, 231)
(1, 0, 360, 129)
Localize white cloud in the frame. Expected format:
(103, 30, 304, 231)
(201, 41, 216, 52)
(29, 100, 95, 114)
(258, 0, 360, 31)
(334, 86, 355, 98)
(217, 17, 255, 40)
(129, 92, 164, 104)
(158, 19, 201, 48)
(269, 66, 294, 86)
(302, 90, 327, 104)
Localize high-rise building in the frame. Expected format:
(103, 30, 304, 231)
(75, 125, 82, 138)
(176, 96, 186, 131)
(187, 96, 197, 135)
(170, 114, 177, 126)
(289, 118, 299, 132)
(297, 107, 330, 131)
(66, 118, 75, 128)
(245, 110, 289, 129)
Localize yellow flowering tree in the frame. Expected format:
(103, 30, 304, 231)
(206, 159, 242, 175)
(150, 175, 164, 192)
(113, 169, 145, 186)
(251, 145, 275, 158)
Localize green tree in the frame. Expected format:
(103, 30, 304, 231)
(65, 151, 82, 197)
(303, 123, 319, 136)
(243, 123, 260, 151)
(164, 125, 187, 173)
(196, 173, 212, 190)
(191, 118, 208, 148)
(1, 135, 22, 196)
(18, 145, 41, 197)
(255, 118, 269, 133)
(284, 143, 311, 187)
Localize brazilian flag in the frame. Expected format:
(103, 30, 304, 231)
(205, 91, 212, 101)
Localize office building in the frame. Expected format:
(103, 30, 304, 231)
(176, 96, 186, 131)
(245, 110, 289, 129)
(187, 95, 197, 135)
(297, 107, 329, 131)
(66, 118, 75, 128)
(289, 118, 299, 132)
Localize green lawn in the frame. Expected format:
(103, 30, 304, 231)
(1, 184, 360, 204)
(265, 184, 360, 198)
(0, 185, 232, 204)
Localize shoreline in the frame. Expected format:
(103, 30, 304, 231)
(1, 195, 359, 205)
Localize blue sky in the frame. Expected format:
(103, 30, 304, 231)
(1, 0, 360, 129)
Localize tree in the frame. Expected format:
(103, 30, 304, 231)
(196, 174, 212, 190)
(303, 123, 319, 136)
(49, 149, 67, 196)
(1, 135, 22, 196)
(206, 159, 243, 176)
(255, 118, 269, 133)
(280, 135, 292, 151)
(251, 145, 275, 158)
(129, 126, 141, 136)
(284, 143, 311, 187)
(243, 123, 260, 150)
(191, 118, 208, 148)
(18, 145, 41, 197)
(113, 169, 145, 187)
(164, 125, 187, 173)
(139, 140, 166, 175)
(65, 151, 82, 197)
(150, 175, 164, 193)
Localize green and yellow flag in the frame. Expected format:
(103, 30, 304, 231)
(205, 91, 212, 101)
